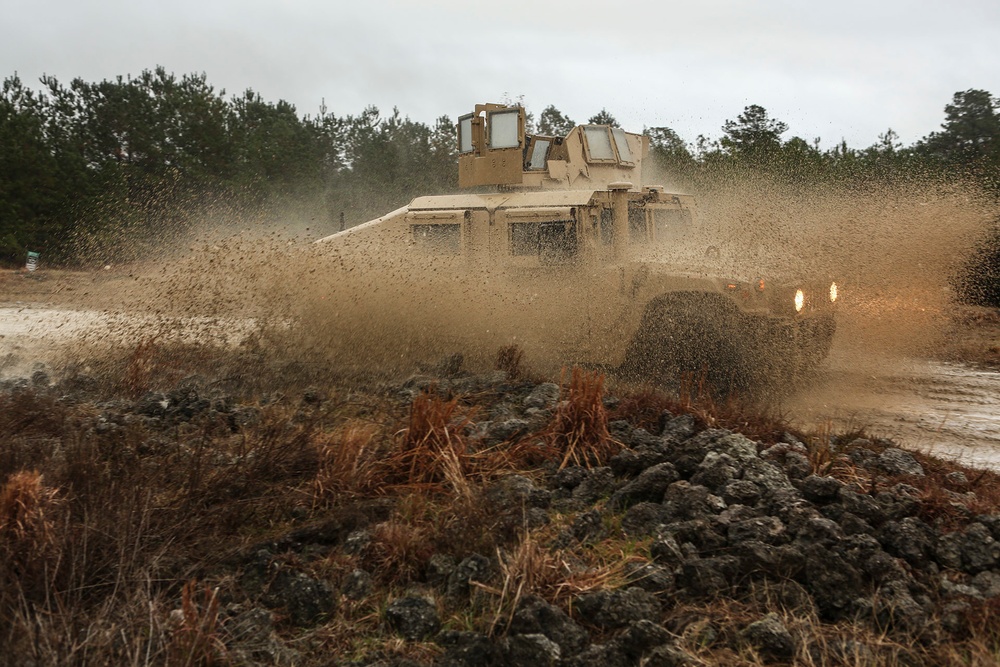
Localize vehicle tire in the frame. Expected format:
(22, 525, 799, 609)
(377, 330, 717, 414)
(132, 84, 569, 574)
(621, 292, 754, 393)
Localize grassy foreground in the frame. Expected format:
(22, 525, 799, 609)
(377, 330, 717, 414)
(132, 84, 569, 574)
(3, 341, 1000, 666)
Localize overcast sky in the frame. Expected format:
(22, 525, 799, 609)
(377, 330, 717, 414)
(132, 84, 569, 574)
(3, 0, 998, 149)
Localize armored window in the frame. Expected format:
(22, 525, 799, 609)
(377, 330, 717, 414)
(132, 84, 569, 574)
(583, 126, 615, 162)
(458, 114, 474, 154)
(510, 220, 578, 264)
(612, 128, 634, 165)
(488, 109, 520, 149)
(527, 139, 551, 170)
(652, 208, 693, 242)
(411, 224, 461, 254)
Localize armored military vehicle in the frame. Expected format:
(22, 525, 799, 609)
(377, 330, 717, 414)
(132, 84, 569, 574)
(317, 103, 837, 389)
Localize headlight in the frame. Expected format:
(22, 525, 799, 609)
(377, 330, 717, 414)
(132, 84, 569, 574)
(794, 289, 805, 312)
(829, 282, 838, 303)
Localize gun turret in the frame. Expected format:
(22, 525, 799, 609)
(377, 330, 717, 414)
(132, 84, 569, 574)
(457, 104, 649, 191)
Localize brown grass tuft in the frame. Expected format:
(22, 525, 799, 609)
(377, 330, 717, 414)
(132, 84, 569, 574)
(312, 422, 384, 503)
(120, 336, 161, 397)
(543, 368, 621, 469)
(0, 471, 61, 582)
(365, 519, 435, 585)
(384, 390, 476, 494)
(495, 344, 525, 381)
(166, 580, 227, 667)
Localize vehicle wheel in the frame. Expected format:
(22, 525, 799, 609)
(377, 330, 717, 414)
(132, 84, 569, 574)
(620, 293, 753, 393)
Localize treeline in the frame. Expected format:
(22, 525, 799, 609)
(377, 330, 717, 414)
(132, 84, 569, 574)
(2, 67, 999, 267)
(0, 67, 455, 264)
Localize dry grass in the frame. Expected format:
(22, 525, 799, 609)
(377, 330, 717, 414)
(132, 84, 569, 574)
(0, 471, 62, 593)
(495, 344, 526, 381)
(312, 422, 385, 503)
(166, 581, 227, 667)
(539, 368, 622, 469)
(7, 340, 1000, 664)
(384, 390, 476, 494)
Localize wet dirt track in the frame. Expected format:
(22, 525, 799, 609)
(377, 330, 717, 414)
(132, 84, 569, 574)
(788, 349, 1000, 468)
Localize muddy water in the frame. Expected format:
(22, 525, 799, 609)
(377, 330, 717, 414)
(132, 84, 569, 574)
(788, 349, 1000, 468)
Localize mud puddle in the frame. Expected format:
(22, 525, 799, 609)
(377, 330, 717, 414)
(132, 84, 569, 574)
(788, 348, 1000, 468)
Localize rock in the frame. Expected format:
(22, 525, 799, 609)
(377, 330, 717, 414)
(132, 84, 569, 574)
(720, 479, 762, 507)
(571, 509, 606, 543)
(727, 516, 787, 545)
(877, 448, 925, 477)
(662, 481, 726, 521)
(641, 644, 697, 666)
(861, 550, 909, 584)
(796, 516, 844, 544)
(265, 571, 336, 627)
(938, 523, 1000, 574)
(799, 475, 843, 504)
(660, 414, 697, 443)
(552, 466, 590, 491)
(801, 544, 864, 619)
(608, 462, 679, 509)
(624, 562, 675, 596)
(573, 587, 660, 629)
(945, 471, 970, 490)
(622, 502, 673, 536)
(30, 369, 50, 388)
(784, 452, 813, 480)
(676, 556, 739, 598)
(447, 554, 491, 597)
(134, 391, 169, 418)
(614, 619, 671, 660)
(874, 580, 928, 632)
(485, 418, 531, 444)
(661, 518, 727, 553)
(690, 451, 740, 491)
(426, 554, 456, 589)
(341, 569, 372, 600)
(609, 447, 670, 477)
(224, 604, 300, 666)
(879, 517, 936, 567)
(509, 596, 588, 657)
(563, 643, 630, 667)
(971, 571, 1000, 597)
(572, 467, 617, 504)
(437, 630, 502, 666)
(741, 457, 796, 496)
(839, 490, 888, 526)
(503, 633, 562, 666)
(742, 613, 796, 661)
(384, 596, 441, 640)
(735, 540, 805, 579)
(487, 475, 550, 509)
(524, 383, 560, 409)
(649, 534, 686, 566)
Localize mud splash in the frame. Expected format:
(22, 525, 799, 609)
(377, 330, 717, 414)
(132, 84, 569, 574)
(2, 178, 998, 463)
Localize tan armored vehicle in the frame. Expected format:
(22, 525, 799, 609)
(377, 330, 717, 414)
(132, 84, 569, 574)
(318, 103, 837, 389)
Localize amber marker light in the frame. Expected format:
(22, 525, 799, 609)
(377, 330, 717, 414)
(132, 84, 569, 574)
(830, 282, 838, 303)
(794, 289, 805, 312)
